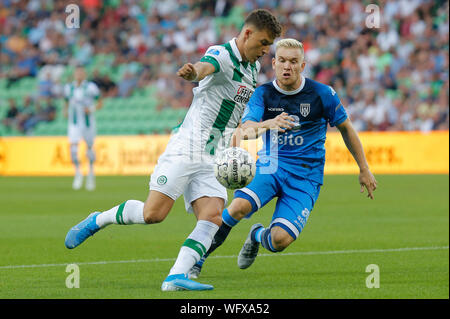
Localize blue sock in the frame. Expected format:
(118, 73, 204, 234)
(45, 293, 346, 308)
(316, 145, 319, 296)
(222, 208, 239, 227)
(260, 228, 278, 252)
(251, 226, 265, 243)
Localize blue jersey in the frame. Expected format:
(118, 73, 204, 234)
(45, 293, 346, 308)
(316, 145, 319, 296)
(241, 77, 348, 185)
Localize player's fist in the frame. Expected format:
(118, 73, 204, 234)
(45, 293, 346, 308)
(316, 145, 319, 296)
(264, 112, 295, 132)
(177, 63, 197, 81)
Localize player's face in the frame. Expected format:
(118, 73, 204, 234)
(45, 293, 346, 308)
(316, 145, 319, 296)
(74, 68, 86, 82)
(243, 28, 275, 63)
(272, 47, 306, 90)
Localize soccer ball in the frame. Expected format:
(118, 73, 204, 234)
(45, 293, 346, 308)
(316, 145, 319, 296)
(214, 147, 256, 189)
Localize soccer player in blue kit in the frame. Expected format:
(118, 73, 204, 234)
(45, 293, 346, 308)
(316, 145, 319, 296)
(188, 38, 377, 278)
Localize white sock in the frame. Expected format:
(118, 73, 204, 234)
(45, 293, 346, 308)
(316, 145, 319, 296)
(168, 220, 219, 276)
(95, 200, 145, 228)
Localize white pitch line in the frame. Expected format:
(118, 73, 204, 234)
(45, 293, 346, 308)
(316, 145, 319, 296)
(0, 245, 448, 270)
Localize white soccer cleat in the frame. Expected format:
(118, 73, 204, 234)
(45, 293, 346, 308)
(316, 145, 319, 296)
(72, 172, 83, 190)
(85, 174, 95, 191)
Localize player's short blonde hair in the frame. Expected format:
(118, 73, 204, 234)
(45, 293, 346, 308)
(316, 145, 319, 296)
(275, 38, 304, 61)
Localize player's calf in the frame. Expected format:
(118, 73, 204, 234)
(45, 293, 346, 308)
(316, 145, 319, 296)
(142, 190, 174, 224)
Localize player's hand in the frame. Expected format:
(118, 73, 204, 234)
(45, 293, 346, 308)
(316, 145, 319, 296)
(359, 168, 377, 200)
(177, 63, 197, 81)
(264, 112, 295, 133)
(84, 107, 91, 115)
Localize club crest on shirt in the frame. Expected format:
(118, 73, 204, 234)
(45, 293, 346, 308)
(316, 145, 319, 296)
(300, 103, 310, 117)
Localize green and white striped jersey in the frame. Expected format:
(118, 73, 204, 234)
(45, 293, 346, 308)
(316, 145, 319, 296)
(167, 38, 260, 161)
(64, 80, 100, 128)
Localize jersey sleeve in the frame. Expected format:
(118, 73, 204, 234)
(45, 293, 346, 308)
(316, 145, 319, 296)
(321, 85, 348, 127)
(87, 82, 101, 100)
(241, 86, 266, 123)
(200, 45, 227, 74)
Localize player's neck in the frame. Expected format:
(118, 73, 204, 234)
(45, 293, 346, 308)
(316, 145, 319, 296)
(276, 77, 303, 92)
(235, 36, 248, 62)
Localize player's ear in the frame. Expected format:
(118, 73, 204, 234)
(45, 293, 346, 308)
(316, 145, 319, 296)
(272, 57, 276, 70)
(299, 61, 306, 73)
(243, 27, 252, 41)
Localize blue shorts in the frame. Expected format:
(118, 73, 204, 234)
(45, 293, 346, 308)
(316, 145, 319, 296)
(234, 166, 321, 240)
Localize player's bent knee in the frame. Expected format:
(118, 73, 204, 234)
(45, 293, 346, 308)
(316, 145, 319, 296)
(143, 206, 168, 224)
(192, 197, 224, 226)
(271, 229, 295, 251)
(197, 207, 222, 226)
(143, 211, 165, 224)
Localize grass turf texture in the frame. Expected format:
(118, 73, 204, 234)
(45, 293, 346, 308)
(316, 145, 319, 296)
(0, 175, 448, 299)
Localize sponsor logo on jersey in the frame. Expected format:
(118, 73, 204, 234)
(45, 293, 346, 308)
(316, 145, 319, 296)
(234, 85, 253, 104)
(300, 103, 310, 117)
(301, 208, 310, 218)
(268, 107, 284, 111)
(277, 133, 304, 146)
(207, 49, 220, 56)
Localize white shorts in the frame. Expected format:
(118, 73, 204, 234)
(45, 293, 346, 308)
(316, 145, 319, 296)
(68, 124, 95, 146)
(149, 153, 227, 213)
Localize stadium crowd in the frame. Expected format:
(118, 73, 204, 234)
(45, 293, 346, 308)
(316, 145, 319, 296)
(0, 0, 448, 134)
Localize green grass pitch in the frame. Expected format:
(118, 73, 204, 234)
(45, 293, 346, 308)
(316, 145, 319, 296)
(0, 175, 448, 299)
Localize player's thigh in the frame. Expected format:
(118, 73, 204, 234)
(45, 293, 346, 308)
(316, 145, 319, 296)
(148, 154, 191, 221)
(233, 166, 280, 219)
(68, 125, 82, 144)
(270, 182, 318, 243)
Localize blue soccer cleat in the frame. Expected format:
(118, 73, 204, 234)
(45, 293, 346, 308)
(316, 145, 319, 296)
(161, 274, 214, 291)
(65, 212, 101, 249)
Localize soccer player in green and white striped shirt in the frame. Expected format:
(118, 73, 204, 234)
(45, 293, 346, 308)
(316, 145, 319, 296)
(63, 66, 103, 191)
(65, 9, 282, 291)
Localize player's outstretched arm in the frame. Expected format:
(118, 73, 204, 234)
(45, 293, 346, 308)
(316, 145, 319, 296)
(240, 112, 295, 139)
(337, 118, 377, 199)
(177, 62, 216, 82)
(95, 97, 103, 111)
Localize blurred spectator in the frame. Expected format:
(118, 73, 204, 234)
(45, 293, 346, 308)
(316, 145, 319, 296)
(37, 71, 54, 99)
(6, 47, 40, 88)
(15, 96, 36, 134)
(22, 98, 56, 134)
(2, 99, 20, 131)
(118, 71, 138, 97)
(92, 70, 118, 97)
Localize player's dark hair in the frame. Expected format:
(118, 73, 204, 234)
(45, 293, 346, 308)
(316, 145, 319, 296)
(244, 9, 282, 39)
